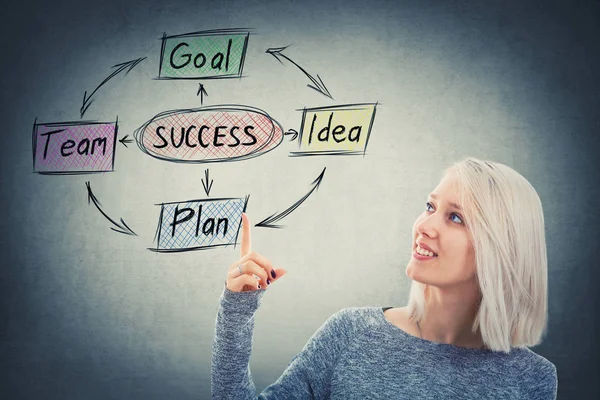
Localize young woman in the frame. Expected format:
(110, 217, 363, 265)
(211, 157, 558, 399)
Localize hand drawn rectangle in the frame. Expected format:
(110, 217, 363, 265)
(158, 29, 250, 79)
(152, 196, 249, 253)
(293, 103, 377, 157)
(32, 120, 117, 174)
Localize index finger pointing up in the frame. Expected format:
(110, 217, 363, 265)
(240, 212, 251, 257)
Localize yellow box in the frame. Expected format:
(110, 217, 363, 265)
(295, 103, 376, 156)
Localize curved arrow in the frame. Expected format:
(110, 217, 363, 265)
(85, 181, 137, 236)
(255, 167, 326, 229)
(80, 57, 146, 118)
(266, 46, 333, 99)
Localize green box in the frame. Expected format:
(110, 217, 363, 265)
(159, 29, 249, 79)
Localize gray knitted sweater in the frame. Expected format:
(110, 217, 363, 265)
(212, 284, 557, 399)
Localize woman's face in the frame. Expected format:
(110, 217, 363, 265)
(405, 171, 478, 289)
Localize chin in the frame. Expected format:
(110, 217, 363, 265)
(405, 261, 424, 280)
(406, 260, 442, 282)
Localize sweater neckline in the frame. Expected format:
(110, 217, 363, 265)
(377, 307, 492, 354)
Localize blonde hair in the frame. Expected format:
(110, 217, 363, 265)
(406, 157, 549, 353)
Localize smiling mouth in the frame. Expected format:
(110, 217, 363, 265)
(414, 244, 438, 257)
(413, 250, 438, 260)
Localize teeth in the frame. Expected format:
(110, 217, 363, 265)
(416, 245, 436, 257)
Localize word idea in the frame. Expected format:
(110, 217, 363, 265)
(294, 103, 377, 156)
(32, 120, 117, 174)
(152, 197, 248, 253)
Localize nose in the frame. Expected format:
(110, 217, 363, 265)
(415, 211, 442, 239)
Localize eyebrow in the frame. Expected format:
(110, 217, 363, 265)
(429, 193, 462, 211)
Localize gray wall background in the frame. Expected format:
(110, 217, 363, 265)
(1, 0, 598, 398)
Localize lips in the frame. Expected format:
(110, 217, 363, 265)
(413, 249, 437, 260)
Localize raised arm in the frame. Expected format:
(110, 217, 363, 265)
(211, 213, 352, 399)
(212, 283, 352, 399)
(211, 283, 266, 399)
(211, 212, 287, 399)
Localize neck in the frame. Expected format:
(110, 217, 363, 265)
(416, 284, 485, 349)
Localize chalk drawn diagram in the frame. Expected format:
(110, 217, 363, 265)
(31, 28, 377, 253)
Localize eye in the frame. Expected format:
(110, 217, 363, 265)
(450, 213, 464, 224)
(426, 202, 464, 225)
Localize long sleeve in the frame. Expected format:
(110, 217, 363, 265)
(211, 281, 267, 399)
(211, 282, 352, 400)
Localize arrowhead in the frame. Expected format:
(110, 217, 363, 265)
(307, 75, 334, 99)
(112, 227, 137, 236)
(202, 179, 213, 196)
(127, 57, 146, 73)
(284, 129, 298, 141)
(197, 83, 208, 97)
(316, 75, 333, 98)
(254, 212, 285, 229)
(117, 218, 137, 236)
(202, 169, 213, 196)
(80, 92, 93, 118)
(85, 181, 101, 206)
(266, 45, 288, 55)
(112, 57, 147, 74)
(255, 220, 284, 229)
(266, 45, 289, 65)
(86, 181, 92, 204)
(119, 135, 131, 147)
(311, 167, 326, 189)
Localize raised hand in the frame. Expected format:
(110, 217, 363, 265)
(225, 213, 287, 292)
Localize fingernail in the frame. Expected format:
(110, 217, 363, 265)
(267, 278, 271, 285)
(271, 270, 276, 278)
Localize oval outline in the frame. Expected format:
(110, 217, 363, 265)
(134, 104, 284, 163)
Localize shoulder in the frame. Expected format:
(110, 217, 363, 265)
(512, 347, 557, 376)
(331, 306, 384, 320)
(507, 348, 557, 393)
(299, 307, 378, 355)
(527, 349, 557, 381)
(323, 306, 387, 334)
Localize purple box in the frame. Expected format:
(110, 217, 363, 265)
(33, 120, 117, 174)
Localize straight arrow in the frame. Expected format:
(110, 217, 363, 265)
(202, 168, 213, 196)
(197, 83, 208, 105)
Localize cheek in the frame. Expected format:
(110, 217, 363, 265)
(455, 243, 476, 272)
(467, 245, 477, 267)
(445, 237, 474, 264)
